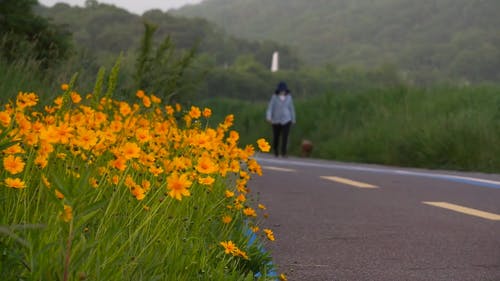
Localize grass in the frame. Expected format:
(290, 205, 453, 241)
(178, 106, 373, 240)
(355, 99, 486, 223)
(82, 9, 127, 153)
(0, 82, 278, 280)
(202, 84, 500, 173)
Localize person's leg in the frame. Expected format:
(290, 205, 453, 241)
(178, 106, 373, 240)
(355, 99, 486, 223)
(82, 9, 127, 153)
(272, 124, 281, 157)
(281, 122, 292, 157)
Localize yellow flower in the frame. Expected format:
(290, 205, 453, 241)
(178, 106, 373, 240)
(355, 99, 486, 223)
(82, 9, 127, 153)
(257, 138, 271, 152)
(189, 106, 201, 119)
(258, 204, 267, 210)
(243, 207, 257, 217)
(4, 178, 26, 189)
(16, 92, 39, 108)
(89, 177, 99, 188)
(263, 228, 275, 241)
(41, 175, 51, 188)
(110, 157, 127, 171)
(196, 155, 218, 174)
(131, 186, 146, 201)
(202, 108, 212, 118)
(166, 173, 192, 201)
(279, 273, 287, 281)
(60, 205, 73, 222)
(225, 190, 235, 198)
(234, 248, 249, 260)
(220, 241, 237, 255)
(75, 128, 98, 150)
(61, 83, 69, 91)
(0, 111, 11, 127)
(222, 215, 232, 224)
(70, 91, 82, 103)
(142, 96, 151, 108)
(3, 143, 24, 155)
(55, 189, 65, 199)
(3, 155, 25, 175)
(198, 176, 215, 185)
(136, 90, 145, 98)
(150, 94, 161, 104)
(119, 102, 132, 116)
(121, 142, 141, 160)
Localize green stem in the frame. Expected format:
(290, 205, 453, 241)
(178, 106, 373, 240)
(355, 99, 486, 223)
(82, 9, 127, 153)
(63, 220, 74, 281)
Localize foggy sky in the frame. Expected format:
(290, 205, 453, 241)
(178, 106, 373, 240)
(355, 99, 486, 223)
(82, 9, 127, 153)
(38, 0, 204, 14)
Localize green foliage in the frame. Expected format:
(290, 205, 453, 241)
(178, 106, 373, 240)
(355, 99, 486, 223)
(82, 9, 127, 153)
(203, 84, 500, 173)
(134, 22, 198, 103)
(35, 3, 300, 72)
(176, 0, 500, 83)
(0, 0, 72, 68)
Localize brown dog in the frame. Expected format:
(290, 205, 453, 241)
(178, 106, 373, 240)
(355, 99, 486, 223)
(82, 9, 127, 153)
(301, 139, 313, 157)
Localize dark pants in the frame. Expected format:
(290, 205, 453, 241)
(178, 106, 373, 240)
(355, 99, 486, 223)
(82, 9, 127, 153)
(272, 122, 292, 157)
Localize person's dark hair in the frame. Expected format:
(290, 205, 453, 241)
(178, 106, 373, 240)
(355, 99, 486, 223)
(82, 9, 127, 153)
(274, 81, 291, 94)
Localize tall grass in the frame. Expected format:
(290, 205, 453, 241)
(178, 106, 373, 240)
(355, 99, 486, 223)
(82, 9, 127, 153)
(0, 79, 277, 280)
(203, 84, 500, 173)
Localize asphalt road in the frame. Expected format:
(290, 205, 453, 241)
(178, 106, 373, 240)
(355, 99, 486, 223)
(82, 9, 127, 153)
(250, 155, 500, 281)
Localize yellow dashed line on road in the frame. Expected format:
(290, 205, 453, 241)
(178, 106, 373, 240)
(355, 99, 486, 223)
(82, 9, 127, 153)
(423, 201, 500, 221)
(262, 166, 296, 172)
(321, 176, 378, 189)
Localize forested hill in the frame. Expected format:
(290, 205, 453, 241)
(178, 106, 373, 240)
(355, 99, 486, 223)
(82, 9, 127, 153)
(175, 0, 500, 82)
(34, 2, 300, 69)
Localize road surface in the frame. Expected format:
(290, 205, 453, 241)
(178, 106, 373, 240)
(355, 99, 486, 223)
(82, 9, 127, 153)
(250, 155, 500, 281)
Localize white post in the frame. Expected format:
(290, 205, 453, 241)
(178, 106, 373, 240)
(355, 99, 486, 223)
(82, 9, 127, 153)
(271, 51, 279, 72)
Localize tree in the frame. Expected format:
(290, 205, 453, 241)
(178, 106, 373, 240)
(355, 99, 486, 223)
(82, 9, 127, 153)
(0, 0, 72, 68)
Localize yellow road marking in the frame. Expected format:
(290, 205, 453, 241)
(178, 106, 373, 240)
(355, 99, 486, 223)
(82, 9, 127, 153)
(423, 202, 500, 221)
(262, 166, 296, 172)
(321, 176, 378, 189)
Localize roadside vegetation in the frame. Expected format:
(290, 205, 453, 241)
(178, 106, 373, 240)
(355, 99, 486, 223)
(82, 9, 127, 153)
(2, 0, 500, 279)
(204, 83, 500, 173)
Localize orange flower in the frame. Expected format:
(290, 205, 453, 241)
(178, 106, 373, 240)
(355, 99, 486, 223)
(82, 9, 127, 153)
(75, 128, 98, 150)
(195, 155, 218, 174)
(61, 84, 69, 91)
(202, 108, 212, 118)
(110, 157, 127, 171)
(131, 186, 146, 200)
(60, 205, 73, 222)
(142, 96, 151, 108)
(189, 106, 201, 119)
(55, 189, 65, 199)
(220, 241, 237, 255)
(257, 138, 271, 152)
(70, 92, 82, 103)
(166, 172, 192, 201)
(243, 207, 257, 217)
(135, 128, 151, 143)
(136, 90, 145, 98)
(263, 228, 275, 241)
(222, 215, 232, 224)
(4, 177, 26, 189)
(198, 176, 215, 185)
(3, 143, 24, 155)
(3, 155, 25, 174)
(225, 190, 235, 198)
(150, 94, 161, 104)
(0, 111, 11, 127)
(121, 142, 141, 160)
(16, 92, 39, 108)
(119, 102, 131, 116)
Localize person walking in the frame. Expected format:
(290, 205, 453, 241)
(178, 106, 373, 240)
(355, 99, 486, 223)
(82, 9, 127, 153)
(266, 81, 296, 157)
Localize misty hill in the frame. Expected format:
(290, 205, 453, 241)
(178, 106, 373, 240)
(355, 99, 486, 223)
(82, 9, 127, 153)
(175, 0, 500, 82)
(35, 2, 300, 69)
